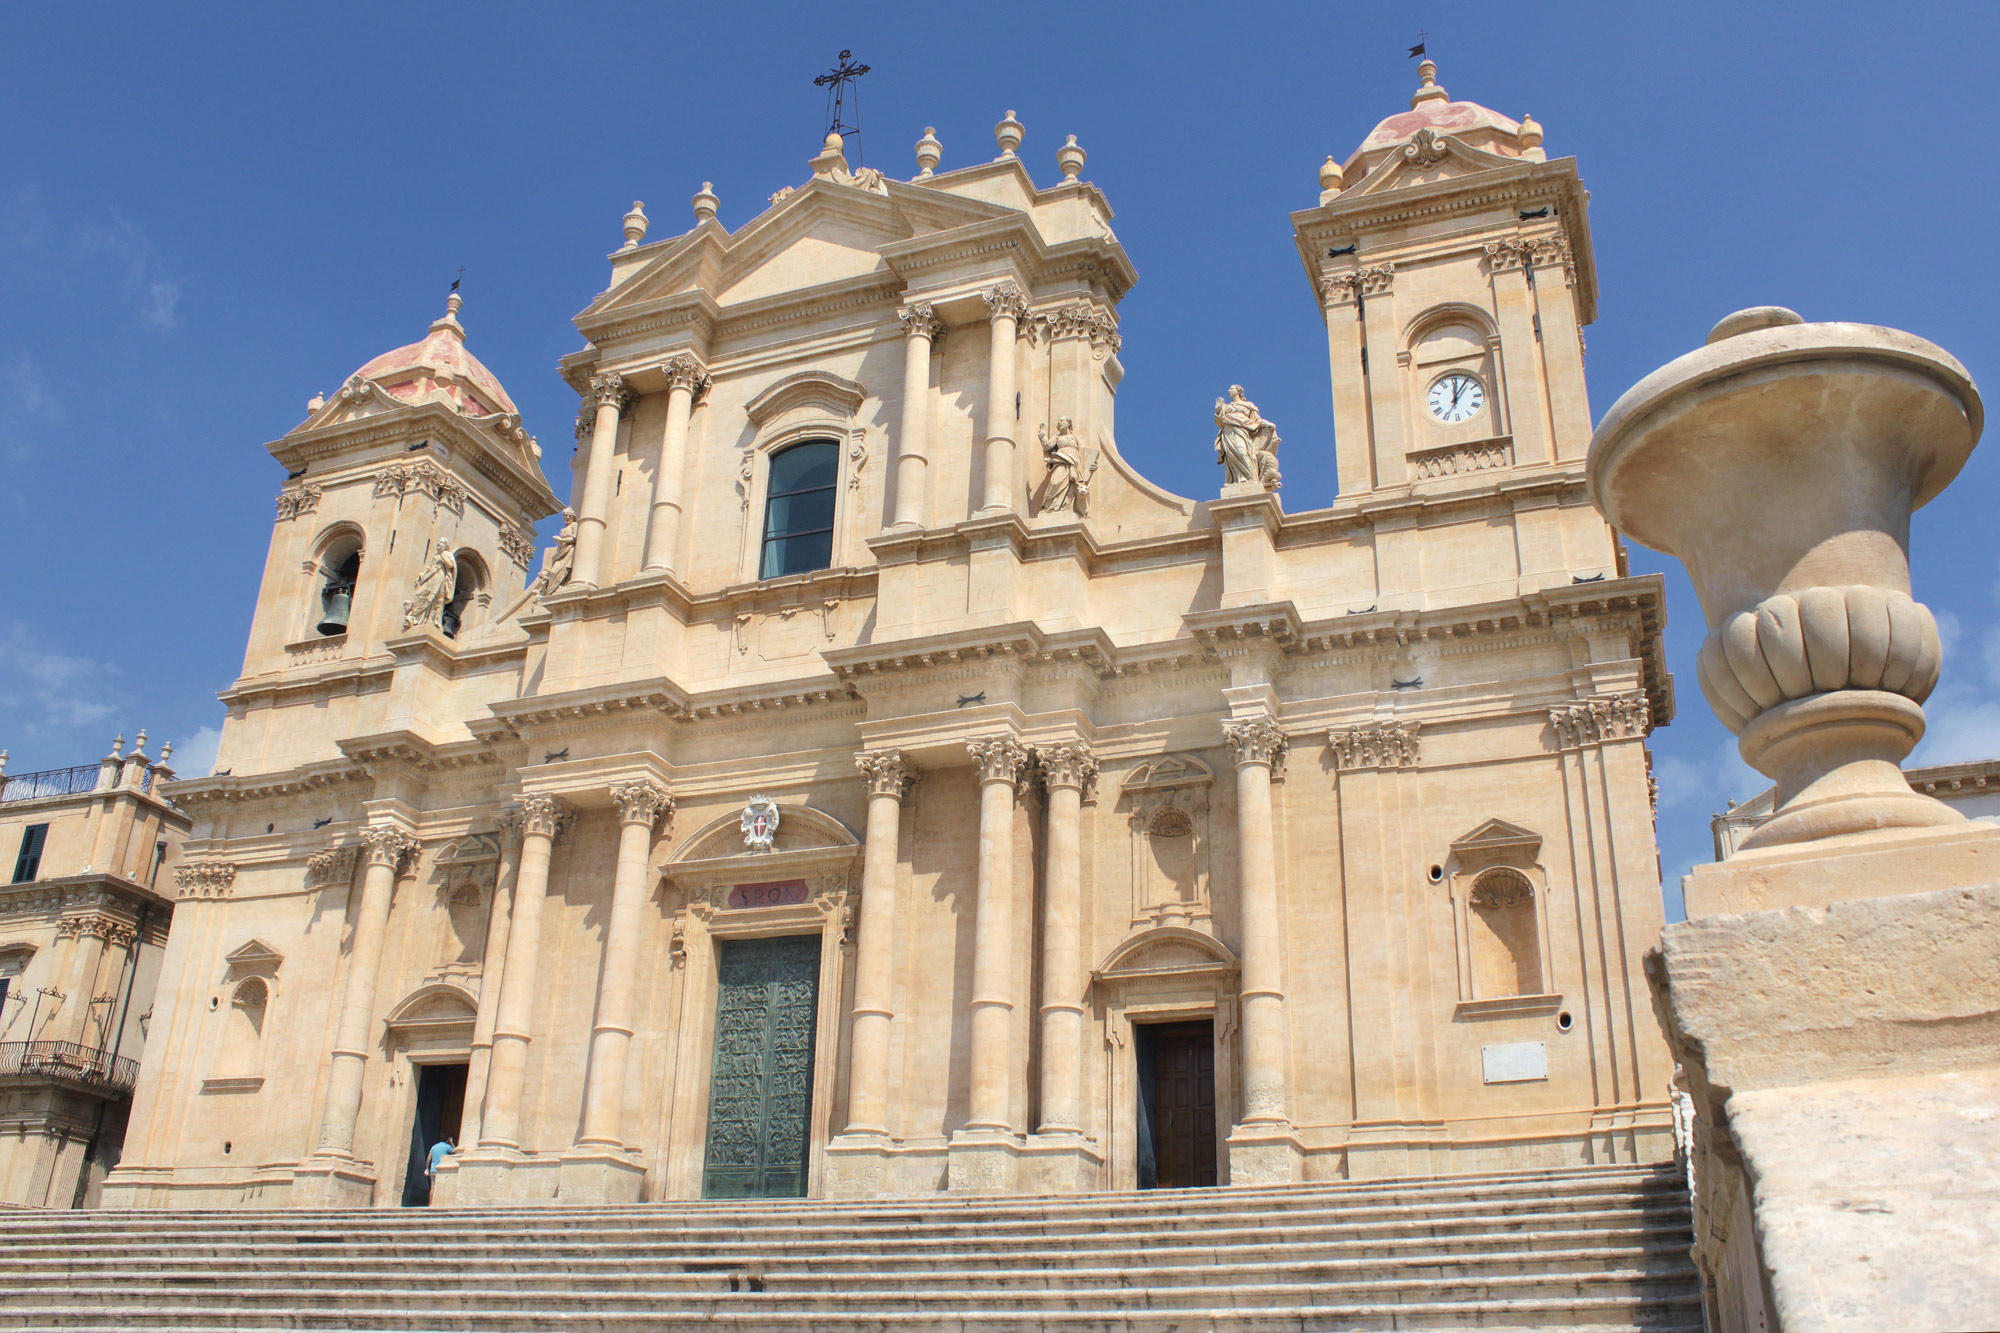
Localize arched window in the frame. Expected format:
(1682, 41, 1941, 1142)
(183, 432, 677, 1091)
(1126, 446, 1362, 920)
(759, 441, 838, 579)
(314, 535, 363, 638)
(442, 551, 486, 640)
(1468, 868, 1542, 997)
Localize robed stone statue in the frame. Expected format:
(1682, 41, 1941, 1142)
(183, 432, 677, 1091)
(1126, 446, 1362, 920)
(533, 507, 577, 599)
(403, 539, 458, 630)
(1214, 384, 1282, 491)
(1037, 418, 1094, 514)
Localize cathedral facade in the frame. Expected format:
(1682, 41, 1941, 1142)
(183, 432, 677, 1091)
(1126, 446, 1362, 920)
(104, 64, 1675, 1208)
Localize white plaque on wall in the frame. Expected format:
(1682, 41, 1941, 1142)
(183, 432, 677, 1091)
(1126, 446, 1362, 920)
(1482, 1041, 1549, 1084)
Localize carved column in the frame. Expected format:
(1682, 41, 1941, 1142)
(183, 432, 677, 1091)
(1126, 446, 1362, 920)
(477, 795, 565, 1150)
(575, 782, 674, 1148)
(892, 305, 943, 529)
(1036, 742, 1097, 1134)
(461, 812, 524, 1147)
(845, 750, 917, 1135)
(1319, 274, 1375, 494)
(1483, 241, 1553, 467)
(51, 917, 109, 1047)
(1354, 264, 1407, 487)
(643, 355, 708, 572)
(978, 283, 1029, 515)
(572, 372, 634, 589)
(1224, 716, 1291, 1129)
(314, 823, 418, 1157)
(964, 736, 1033, 1131)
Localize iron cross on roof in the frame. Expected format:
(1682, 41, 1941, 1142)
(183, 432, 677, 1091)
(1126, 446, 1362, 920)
(813, 49, 870, 165)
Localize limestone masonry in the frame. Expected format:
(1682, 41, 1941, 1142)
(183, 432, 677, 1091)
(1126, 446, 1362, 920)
(96, 63, 1676, 1212)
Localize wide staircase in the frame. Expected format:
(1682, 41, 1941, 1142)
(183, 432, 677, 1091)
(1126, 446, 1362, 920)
(0, 1162, 1701, 1331)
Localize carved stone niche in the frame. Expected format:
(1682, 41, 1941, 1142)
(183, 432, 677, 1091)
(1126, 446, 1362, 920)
(1443, 819, 1560, 1018)
(427, 834, 500, 983)
(1119, 755, 1215, 933)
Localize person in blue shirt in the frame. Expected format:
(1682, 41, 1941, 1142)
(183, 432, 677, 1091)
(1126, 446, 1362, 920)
(423, 1136, 455, 1203)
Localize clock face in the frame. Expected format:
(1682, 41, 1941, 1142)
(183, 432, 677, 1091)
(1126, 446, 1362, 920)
(1427, 372, 1485, 424)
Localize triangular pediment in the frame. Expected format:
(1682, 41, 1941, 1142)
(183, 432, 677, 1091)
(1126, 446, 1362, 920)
(1353, 132, 1522, 196)
(1450, 818, 1542, 863)
(224, 938, 283, 968)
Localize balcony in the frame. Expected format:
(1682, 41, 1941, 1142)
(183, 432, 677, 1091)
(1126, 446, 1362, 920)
(0, 1041, 139, 1094)
(0, 765, 104, 804)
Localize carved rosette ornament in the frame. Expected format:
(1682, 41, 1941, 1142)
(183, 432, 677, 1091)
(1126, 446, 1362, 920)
(173, 862, 238, 901)
(897, 301, 945, 344)
(1036, 742, 1099, 797)
(1222, 716, 1289, 772)
(965, 736, 1034, 788)
(661, 353, 711, 399)
(358, 825, 420, 872)
(1330, 721, 1422, 770)
(610, 781, 674, 831)
(1548, 694, 1651, 750)
(855, 749, 918, 800)
(981, 281, 1031, 325)
(516, 793, 573, 841)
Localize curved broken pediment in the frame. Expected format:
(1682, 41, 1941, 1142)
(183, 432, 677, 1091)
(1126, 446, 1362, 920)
(384, 981, 478, 1033)
(1096, 926, 1237, 982)
(671, 802, 859, 864)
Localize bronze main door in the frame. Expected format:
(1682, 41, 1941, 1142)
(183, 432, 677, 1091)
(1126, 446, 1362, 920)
(701, 934, 821, 1198)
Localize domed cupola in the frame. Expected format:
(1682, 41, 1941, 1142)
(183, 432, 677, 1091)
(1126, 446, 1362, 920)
(1340, 60, 1544, 180)
(342, 291, 518, 418)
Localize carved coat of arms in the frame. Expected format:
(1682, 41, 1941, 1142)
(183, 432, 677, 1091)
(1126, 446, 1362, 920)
(740, 796, 781, 852)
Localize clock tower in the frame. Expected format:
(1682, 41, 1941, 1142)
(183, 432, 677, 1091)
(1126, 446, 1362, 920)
(1295, 61, 1600, 505)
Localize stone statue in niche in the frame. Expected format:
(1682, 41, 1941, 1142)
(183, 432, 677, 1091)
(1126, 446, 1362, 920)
(533, 508, 577, 599)
(403, 539, 457, 630)
(1214, 384, 1282, 491)
(1036, 418, 1096, 514)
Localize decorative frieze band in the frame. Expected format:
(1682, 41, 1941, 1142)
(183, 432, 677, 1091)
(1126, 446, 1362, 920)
(275, 484, 322, 521)
(1223, 716, 1289, 772)
(1549, 692, 1650, 749)
(1330, 721, 1422, 770)
(1411, 439, 1514, 479)
(173, 862, 238, 901)
(855, 749, 919, 800)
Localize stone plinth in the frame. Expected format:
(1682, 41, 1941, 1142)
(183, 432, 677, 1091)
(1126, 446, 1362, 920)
(1649, 883, 2000, 1333)
(556, 1148, 648, 1204)
(287, 1156, 376, 1208)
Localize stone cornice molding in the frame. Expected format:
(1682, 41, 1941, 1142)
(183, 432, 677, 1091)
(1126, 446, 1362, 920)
(1329, 720, 1422, 771)
(268, 400, 559, 522)
(166, 761, 371, 811)
(896, 301, 946, 343)
(966, 736, 1033, 787)
(1222, 716, 1289, 771)
(358, 825, 420, 871)
(1549, 691, 1650, 749)
(981, 281, 1031, 324)
(173, 862, 238, 901)
(855, 749, 919, 800)
(610, 780, 675, 830)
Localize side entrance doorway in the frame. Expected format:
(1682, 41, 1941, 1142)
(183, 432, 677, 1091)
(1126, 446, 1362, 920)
(1134, 1020, 1218, 1189)
(400, 1061, 467, 1206)
(702, 933, 821, 1199)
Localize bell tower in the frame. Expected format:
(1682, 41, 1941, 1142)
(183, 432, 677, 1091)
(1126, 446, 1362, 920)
(1294, 61, 1598, 499)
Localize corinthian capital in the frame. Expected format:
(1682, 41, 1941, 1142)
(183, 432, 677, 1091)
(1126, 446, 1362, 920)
(173, 862, 238, 901)
(1222, 716, 1289, 770)
(1035, 741, 1099, 794)
(1319, 273, 1362, 307)
(661, 353, 710, 397)
(358, 824, 420, 871)
(897, 302, 945, 343)
(981, 281, 1030, 324)
(586, 372, 635, 416)
(610, 781, 675, 830)
(855, 749, 918, 799)
(1329, 721, 1421, 771)
(966, 736, 1033, 787)
(516, 793, 573, 840)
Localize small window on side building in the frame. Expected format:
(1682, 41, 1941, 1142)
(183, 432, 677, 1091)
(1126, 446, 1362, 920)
(11, 824, 48, 883)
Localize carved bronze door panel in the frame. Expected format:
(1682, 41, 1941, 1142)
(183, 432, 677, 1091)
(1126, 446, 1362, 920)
(701, 934, 822, 1198)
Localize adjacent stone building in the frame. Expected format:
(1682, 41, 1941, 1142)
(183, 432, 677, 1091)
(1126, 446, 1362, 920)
(0, 737, 184, 1207)
(104, 64, 1676, 1209)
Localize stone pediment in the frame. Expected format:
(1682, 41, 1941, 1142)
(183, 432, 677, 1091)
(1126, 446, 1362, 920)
(1450, 818, 1543, 867)
(671, 803, 859, 864)
(1096, 926, 1237, 982)
(1122, 754, 1214, 793)
(384, 982, 478, 1032)
(744, 370, 867, 429)
(223, 939, 283, 975)
(1351, 131, 1522, 196)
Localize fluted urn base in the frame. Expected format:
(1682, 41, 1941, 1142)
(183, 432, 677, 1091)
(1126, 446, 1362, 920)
(1738, 690, 1963, 850)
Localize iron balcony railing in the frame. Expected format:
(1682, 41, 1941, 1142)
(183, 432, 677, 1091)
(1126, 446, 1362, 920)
(0, 764, 103, 805)
(0, 1041, 139, 1093)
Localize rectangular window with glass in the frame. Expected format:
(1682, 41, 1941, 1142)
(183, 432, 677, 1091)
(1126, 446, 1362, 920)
(759, 441, 838, 580)
(11, 824, 49, 883)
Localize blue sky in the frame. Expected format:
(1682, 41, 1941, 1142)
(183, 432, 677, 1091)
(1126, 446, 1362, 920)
(4, 2, 1996, 915)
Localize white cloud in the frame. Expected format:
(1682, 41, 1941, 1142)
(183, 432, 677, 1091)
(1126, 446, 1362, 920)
(76, 212, 181, 331)
(166, 723, 222, 779)
(0, 620, 123, 734)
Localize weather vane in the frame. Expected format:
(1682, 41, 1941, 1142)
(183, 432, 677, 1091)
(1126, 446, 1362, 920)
(814, 49, 870, 166)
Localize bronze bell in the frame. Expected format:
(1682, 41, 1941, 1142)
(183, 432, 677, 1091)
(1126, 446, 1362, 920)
(317, 586, 352, 637)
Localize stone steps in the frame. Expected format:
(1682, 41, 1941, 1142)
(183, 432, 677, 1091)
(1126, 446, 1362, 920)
(0, 1163, 1701, 1332)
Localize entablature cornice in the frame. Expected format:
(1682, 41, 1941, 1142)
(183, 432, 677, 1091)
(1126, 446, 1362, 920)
(269, 400, 560, 521)
(0, 873, 174, 921)
(167, 760, 371, 813)
(219, 658, 395, 710)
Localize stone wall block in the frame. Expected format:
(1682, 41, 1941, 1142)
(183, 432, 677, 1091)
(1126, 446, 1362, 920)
(1698, 587, 1942, 733)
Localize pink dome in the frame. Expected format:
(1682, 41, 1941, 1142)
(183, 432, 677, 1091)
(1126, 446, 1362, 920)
(348, 294, 517, 417)
(1341, 61, 1530, 177)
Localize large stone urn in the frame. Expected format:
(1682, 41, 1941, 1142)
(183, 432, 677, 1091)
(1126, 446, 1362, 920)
(1588, 306, 1982, 850)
